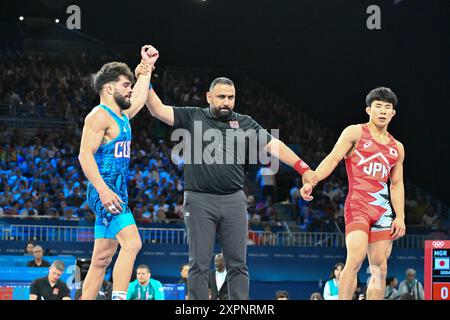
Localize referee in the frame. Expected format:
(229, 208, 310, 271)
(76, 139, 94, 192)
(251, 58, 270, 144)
(141, 71, 317, 299)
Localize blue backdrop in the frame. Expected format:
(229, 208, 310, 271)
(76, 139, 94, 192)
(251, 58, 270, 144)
(0, 241, 424, 299)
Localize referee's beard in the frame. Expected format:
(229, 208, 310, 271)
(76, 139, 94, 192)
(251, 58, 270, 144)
(210, 105, 232, 120)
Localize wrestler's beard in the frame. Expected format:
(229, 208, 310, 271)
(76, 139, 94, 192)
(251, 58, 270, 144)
(113, 92, 131, 110)
(210, 105, 232, 120)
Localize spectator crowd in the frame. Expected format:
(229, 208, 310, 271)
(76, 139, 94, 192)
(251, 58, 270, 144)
(0, 50, 447, 237)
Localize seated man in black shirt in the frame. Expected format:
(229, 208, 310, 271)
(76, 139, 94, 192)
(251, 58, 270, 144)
(29, 260, 71, 300)
(27, 245, 51, 268)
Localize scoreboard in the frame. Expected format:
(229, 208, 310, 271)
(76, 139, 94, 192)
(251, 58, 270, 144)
(424, 240, 450, 300)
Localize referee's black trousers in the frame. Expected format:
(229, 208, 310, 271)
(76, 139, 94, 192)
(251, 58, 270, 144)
(183, 190, 249, 300)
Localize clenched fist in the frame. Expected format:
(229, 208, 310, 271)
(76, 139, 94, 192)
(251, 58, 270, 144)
(141, 45, 159, 66)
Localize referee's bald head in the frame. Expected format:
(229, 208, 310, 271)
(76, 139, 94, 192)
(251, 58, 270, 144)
(209, 77, 234, 91)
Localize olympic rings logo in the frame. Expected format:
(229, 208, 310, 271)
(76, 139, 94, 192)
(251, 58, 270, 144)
(432, 241, 445, 248)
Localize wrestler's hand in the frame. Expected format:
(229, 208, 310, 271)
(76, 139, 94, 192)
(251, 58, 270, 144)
(98, 188, 124, 214)
(141, 45, 159, 66)
(302, 169, 318, 187)
(391, 217, 406, 240)
(300, 182, 314, 201)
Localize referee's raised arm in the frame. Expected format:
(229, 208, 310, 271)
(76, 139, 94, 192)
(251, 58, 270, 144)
(144, 80, 175, 126)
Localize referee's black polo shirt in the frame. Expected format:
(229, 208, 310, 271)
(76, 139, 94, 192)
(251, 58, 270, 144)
(173, 107, 272, 194)
(29, 276, 71, 300)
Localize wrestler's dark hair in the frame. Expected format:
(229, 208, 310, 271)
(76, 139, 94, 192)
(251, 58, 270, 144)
(91, 62, 134, 94)
(366, 87, 398, 107)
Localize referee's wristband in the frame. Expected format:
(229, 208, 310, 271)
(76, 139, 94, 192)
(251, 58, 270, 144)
(294, 159, 311, 175)
(149, 83, 153, 90)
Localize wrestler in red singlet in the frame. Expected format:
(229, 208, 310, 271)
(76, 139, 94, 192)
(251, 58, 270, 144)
(344, 123, 399, 242)
(300, 87, 406, 300)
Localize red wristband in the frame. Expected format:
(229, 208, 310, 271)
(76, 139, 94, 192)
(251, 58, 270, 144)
(294, 159, 311, 175)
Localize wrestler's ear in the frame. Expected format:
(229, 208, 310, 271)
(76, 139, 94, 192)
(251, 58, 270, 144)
(104, 83, 114, 96)
(365, 106, 371, 116)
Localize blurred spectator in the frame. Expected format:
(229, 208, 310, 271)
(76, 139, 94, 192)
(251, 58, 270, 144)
(27, 245, 51, 267)
(209, 253, 228, 300)
(177, 263, 189, 300)
(66, 182, 84, 207)
(310, 292, 323, 300)
(275, 290, 289, 300)
(174, 195, 184, 219)
(305, 196, 335, 232)
(29, 260, 71, 300)
(177, 263, 189, 286)
(24, 241, 35, 255)
(166, 204, 180, 222)
(421, 206, 439, 230)
(62, 207, 79, 221)
(153, 208, 167, 223)
(384, 276, 400, 300)
(4, 200, 20, 215)
(259, 196, 277, 222)
(0, 185, 14, 209)
(249, 211, 261, 225)
(409, 195, 429, 225)
(256, 163, 276, 202)
(19, 198, 38, 216)
(261, 224, 277, 246)
(333, 195, 345, 232)
(58, 200, 70, 217)
(322, 182, 344, 202)
(289, 178, 302, 222)
(127, 264, 165, 300)
(398, 268, 424, 300)
(246, 193, 256, 213)
(245, 194, 258, 223)
(323, 262, 344, 300)
(247, 222, 262, 245)
(404, 183, 417, 210)
(135, 204, 152, 223)
(133, 205, 144, 222)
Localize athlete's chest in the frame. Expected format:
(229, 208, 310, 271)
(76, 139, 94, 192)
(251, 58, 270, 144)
(101, 119, 132, 159)
(350, 136, 399, 179)
(106, 118, 132, 140)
